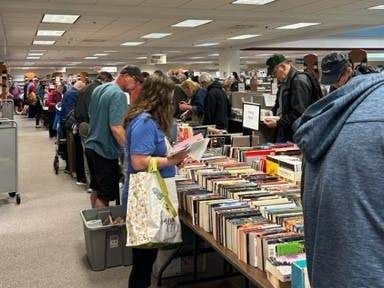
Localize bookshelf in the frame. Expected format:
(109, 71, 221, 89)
(179, 213, 274, 288)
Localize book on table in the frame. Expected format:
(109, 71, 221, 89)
(265, 253, 306, 283)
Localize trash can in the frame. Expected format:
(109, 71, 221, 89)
(81, 205, 132, 271)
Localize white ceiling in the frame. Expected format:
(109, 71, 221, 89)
(1, 0, 384, 74)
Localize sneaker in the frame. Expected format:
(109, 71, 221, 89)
(35, 125, 41, 128)
(87, 188, 93, 193)
(64, 169, 71, 174)
(76, 181, 87, 186)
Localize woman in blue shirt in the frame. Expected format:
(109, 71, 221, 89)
(123, 73, 188, 288)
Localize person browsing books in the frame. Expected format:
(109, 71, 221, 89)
(86, 65, 142, 208)
(293, 62, 382, 287)
(263, 54, 321, 143)
(122, 73, 189, 288)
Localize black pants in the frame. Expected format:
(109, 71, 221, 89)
(35, 101, 43, 125)
(74, 132, 86, 182)
(48, 111, 56, 137)
(128, 248, 158, 288)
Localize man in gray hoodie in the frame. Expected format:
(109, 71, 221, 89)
(293, 66, 384, 287)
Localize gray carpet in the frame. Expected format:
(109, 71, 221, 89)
(0, 115, 248, 288)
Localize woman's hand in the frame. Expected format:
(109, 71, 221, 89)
(168, 149, 189, 165)
(179, 101, 191, 112)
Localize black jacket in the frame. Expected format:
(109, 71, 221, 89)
(75, 80, 102, 123)
(272, 67, 312, 142)
(173, 85, 188, 119)
(203, 80, 229, 129)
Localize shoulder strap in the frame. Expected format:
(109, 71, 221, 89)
(293, 71, 323, 102)
(148, 157, 177, 217)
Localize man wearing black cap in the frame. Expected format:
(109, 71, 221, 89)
(264, 54, 317, 143)
(320, 52, 353, 93)
(293, 58, 383, 288)
(85, 65, 143, 208)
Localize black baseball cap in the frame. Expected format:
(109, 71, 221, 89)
(96, 71, 114, 82)
(266, 54, 287, 76)
(120, 65, 144, 83)
(321, 52, 349, 85)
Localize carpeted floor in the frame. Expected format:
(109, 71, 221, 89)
(0, 115, 249, 288)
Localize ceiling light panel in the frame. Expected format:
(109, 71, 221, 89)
(37, 30, 65, 36)
(42, 14, 80, 24)
(33, 40, 56, 45)
(84, 56, 98, 59)
(26, 57, 40, 59)
(194, 42, 220, 47)
(276, 22, 321, 29)
(368, 5, 384, 9)
(232, 0, 275, 5)
(120, 41, 144, 46)
(141, 33, 172, 39)
(93, 53, 109, 56)
(228, 34, 260, 40)
(172, 19, 212, 28)
(28, 53, 44, 56)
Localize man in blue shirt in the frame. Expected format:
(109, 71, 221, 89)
(85, 65, 143, 208)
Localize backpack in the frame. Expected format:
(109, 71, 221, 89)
(293, 71, 323, 104)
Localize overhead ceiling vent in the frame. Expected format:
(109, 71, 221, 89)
(228, 24, 257, 30)
(82, 39, 107, 43)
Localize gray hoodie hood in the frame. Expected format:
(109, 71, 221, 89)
(293, 73, 384, 162)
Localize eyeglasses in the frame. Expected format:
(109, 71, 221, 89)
(272, 63, 283, 77)
(125, 74, 137, 82)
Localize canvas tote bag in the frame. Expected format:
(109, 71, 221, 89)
(126, 157, 182, 248)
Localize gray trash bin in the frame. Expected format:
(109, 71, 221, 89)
(81, 205, 132, 271)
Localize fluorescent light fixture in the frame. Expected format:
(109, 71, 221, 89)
(37, 30, 65, 36)
(368, 5, 384, 9)
(228, 34, 260, 40)
(29, 49, 46, 52)
(188, 61, 213, 64)
(84, 56, 98, 59)
(367, 53, 384, 59)
(136, 56, 147, 60)
(190, 56, 205, 59)
(68, 62, 82, 65)
(276, 22, 321, 29)
(232, 0, 275, 4)
(42, 14, 80, 24)
(141, 33, 172, 39)
(28, 53, 44, 56)
(26, 57, 40, 59)
(208, 53, 220, 57)
(94, 53, 109, 56)
(101, 67, 118, 73)
(120, 41, 144, 46)
(33, 40, 55, 45)
(194, 42, 220, 47)
(104, 50, 117, 53)
(172, 19, 212, 28)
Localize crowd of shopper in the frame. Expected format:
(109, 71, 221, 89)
(8, 56, 384, 288)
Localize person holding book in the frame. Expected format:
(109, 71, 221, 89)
(293, 67, 384, 287)
(122, 73, 189, 288)
(263, 54, 321, 143)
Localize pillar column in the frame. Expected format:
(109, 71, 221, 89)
(219, 48, 240, 79)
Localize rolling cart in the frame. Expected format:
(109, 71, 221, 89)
(0, 119, 20, 204)
(0, 99, 14, 120)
